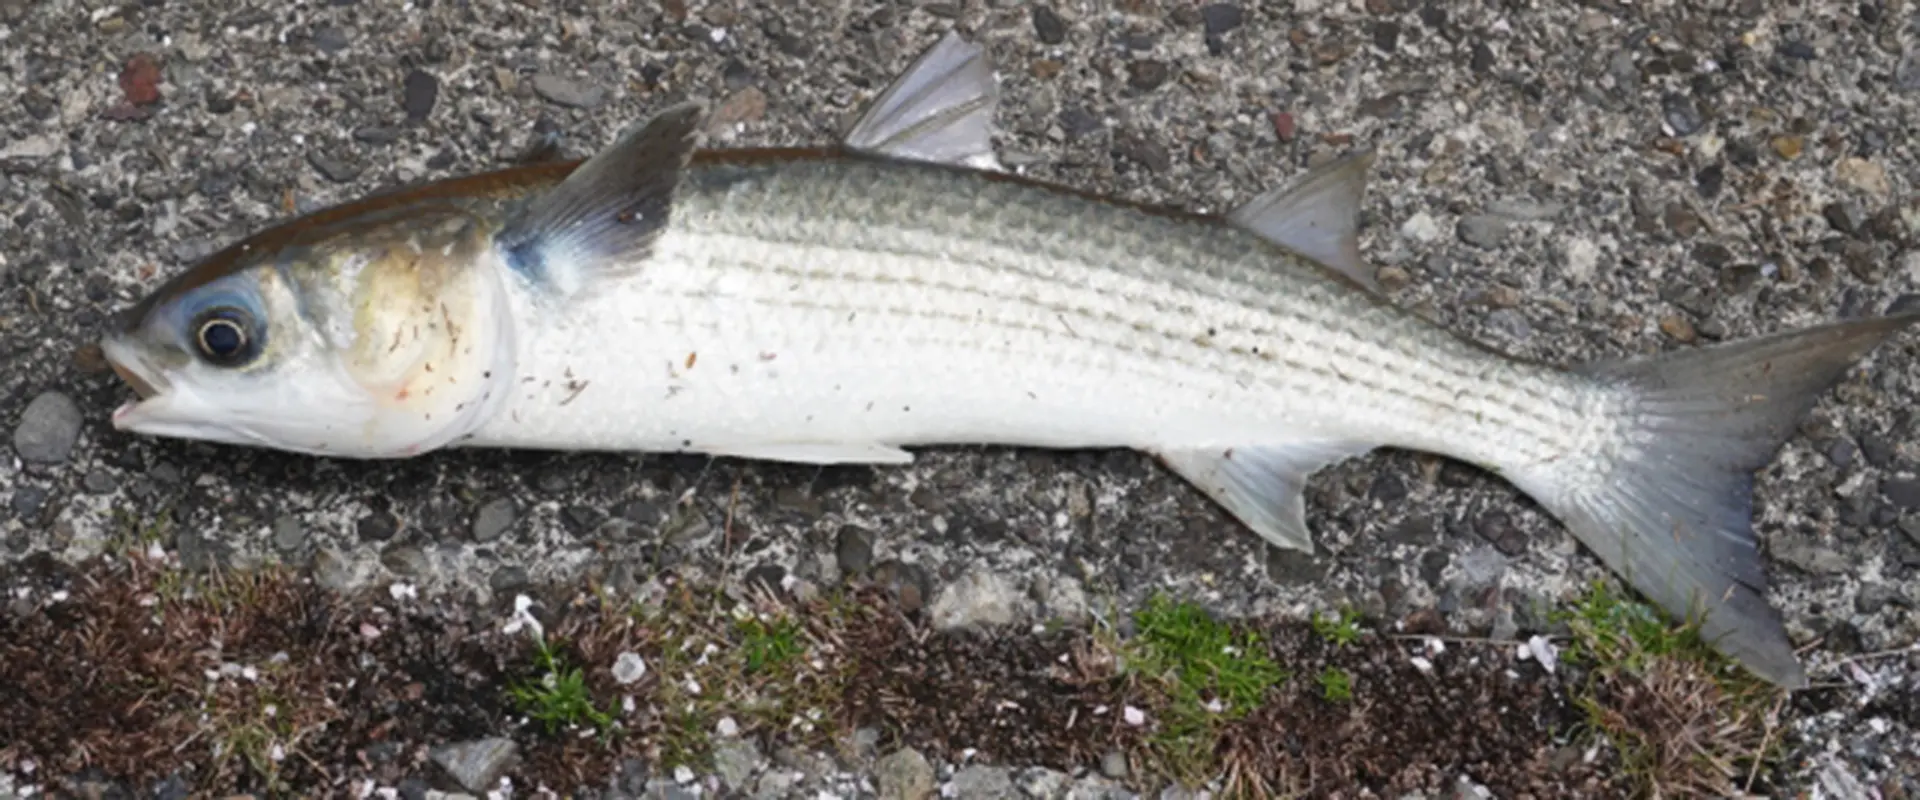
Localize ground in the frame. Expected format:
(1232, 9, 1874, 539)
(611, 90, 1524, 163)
(2, 0, 1917, 798)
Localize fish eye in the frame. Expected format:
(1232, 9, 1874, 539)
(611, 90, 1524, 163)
(192, 306, 261, 366)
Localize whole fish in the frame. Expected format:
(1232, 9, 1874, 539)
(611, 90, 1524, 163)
(99, 33, 1915, 689)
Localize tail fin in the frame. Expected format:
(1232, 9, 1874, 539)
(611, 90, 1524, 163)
(1535, 311, 1920, 688)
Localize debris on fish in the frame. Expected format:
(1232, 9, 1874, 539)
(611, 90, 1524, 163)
(99, 31, 1918, 691)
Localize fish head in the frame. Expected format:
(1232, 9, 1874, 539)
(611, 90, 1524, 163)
(102, 202, 519, 458)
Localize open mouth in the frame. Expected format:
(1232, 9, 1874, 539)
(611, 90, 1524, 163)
(110, 359, 160, 400)
(99, 338, 171, 425)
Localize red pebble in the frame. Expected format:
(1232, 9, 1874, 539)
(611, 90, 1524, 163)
(119, 53, 163, 106)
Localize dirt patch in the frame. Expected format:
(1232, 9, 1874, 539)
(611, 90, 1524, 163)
(0, 550, 1792, 798)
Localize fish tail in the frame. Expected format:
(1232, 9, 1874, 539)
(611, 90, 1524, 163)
(1519, 310, 1920, 688)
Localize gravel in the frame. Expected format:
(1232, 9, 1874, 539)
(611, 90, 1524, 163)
(2, 0, 1917, 796)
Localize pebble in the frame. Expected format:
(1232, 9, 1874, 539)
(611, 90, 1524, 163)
(531, 74, 606, 108)
(1660, 315, 1697, 343)
(302, 23, 350, 52)
(1266, 546, 1327, 585)
(1661, 93, 1704, 136)
(1030, 6, 1066, 45)
(308, 150, 361, 183)
(949, 765, 1013, 798)
(1456, 215, 1512, 249)
(403, 69, 438, 122)
(712, 739, 761, 790)
(1099, 750, 1129, 779)
(1836, 157, 1891, 197)
(119, 53, 163, 106)
(1126, 60, 1170, 92)
(1826, 202, 1868, 235)
(875, 748, 935, 800)
(1775, 538, 1848, 575)
(176, 529, 224, 572)
(11, 485, 48, 518)
(1882, 477, 1920, 511)
(272, 515, 306, 552)
(1059, 107, 1102, 139)
(1855, 584, 1900, 614)
(613, 651, 647, 684)
(1200, 4, 1243, 37)
(357, 510, 399, 541)
(472, 498, 516, 542)
(1400, 211, 1442, 244)
(13, 391, 83, 464)
(1469, 41, 1496, 73)
(0, 134, 59, 159)
(1486, 199, 1563, 221)
(930, 570, 1027, 629)
(489, 565, 530, 592)
(1474, 510, 1527, 556)
(81, 469, 117, 494)
(431, 738, 519, 794)
(1485, 309, 1532, 343)
(835, 525, 874, 575)
(1114, 131, 1171, 172)
(1559, 237, 1599, 282)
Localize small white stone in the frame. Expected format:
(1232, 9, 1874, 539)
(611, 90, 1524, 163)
(1122, 706, 1146, 726)
(1559, 236, 1599, 283)
(716, 716, 739, 737)
(612, 651, 647, 685)
(1400, 211, 1443, 244)
(674, 765, 696, 784)
(1525, 635, 1559, 674)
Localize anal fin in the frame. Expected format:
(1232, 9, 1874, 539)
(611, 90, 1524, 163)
(704, 441, 915, 466)
(1158, 440, 1375, 554)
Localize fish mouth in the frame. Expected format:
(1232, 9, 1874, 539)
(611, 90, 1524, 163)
(99, 338, 171, 427)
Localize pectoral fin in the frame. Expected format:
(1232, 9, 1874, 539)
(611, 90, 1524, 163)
(1158, 440, 1375, 554)
(840, 31, 1003, 171)
(496, 101, 707, 298)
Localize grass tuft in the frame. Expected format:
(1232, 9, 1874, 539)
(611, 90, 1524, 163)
(1557, 581, 1788, 799)
(1119, 593, 1289, 788)
(508, 633, 617, 738)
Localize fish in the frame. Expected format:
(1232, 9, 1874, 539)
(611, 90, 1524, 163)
(99, 31, 1917, 690)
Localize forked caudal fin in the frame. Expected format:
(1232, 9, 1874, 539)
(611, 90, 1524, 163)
(1530, 311, 1920, 688)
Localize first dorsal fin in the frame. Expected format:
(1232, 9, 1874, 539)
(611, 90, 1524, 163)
(495, 101, 707, 298)
(840, 31, 1003, 172)
(1227, 150, 1377, 293)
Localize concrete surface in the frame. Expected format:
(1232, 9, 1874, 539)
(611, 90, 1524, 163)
(2, 0, 1917, 794)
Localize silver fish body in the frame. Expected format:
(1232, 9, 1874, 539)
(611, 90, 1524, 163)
(471, 152, 1596, 479)
(99, 33, 1920, 691)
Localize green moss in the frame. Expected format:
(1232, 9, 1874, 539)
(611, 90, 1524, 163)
(1310, 606, 1364, 648)
(1121, 594, 1290, 787)
(1316, 666, 1352, 703)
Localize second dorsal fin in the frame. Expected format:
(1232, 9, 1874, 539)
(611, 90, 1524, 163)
(1227, 150, 1378, 292)
(840, 31, 1003, 172)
